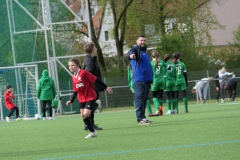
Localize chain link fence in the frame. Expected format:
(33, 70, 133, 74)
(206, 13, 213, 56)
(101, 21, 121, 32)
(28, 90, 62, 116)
(58, 68, 240, 114)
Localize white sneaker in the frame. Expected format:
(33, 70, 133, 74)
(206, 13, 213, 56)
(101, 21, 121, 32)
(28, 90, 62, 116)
(138, 120, 150, 125)
(166, 110, 171, 115)
(43, 117, 47, 120)
(142, 118, 153, 123)
(6, 117, 10, 122)
(48, 117, 52, 120)
(221, 99, 225, 103)
(85, 131, 97, 138)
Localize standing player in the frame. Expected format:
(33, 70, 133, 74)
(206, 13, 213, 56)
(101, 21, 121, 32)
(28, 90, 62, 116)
(150, 50, 166, 115)
(163, 54, 177, 115)
(66, 58, 113, 138)
(173, 52, 188, 113)
(4, 85, 22, 122)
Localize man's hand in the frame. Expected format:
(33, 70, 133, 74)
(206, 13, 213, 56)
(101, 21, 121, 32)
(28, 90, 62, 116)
(130, 54, 136, 59)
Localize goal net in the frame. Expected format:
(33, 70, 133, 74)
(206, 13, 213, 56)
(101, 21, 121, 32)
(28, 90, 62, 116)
(0, 65, 40, 120)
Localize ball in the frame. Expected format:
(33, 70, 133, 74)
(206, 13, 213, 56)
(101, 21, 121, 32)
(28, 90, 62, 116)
(35, 114, 40, 120)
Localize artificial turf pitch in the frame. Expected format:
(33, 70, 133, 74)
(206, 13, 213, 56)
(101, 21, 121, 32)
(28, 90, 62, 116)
(0, 101, 240, 160)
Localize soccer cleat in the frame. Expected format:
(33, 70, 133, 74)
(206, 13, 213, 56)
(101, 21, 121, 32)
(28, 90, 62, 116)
(6, 117, 10, 122)
(92, 124, 102, 130)
(185, 110, 189, 113)
(221, 99, 225, 103)
(158, 106, 163, 115)
(48, 117, 53, 120)
(42, 117, 47, 120)
(138, 120, 151, 125)
(216, 100, 219, 103)
(148, 113, 159, 117)
(166, 110, 171, 115)
(85, 131, 97, 138)
(148, 113, 155, 117)
(16, 117, 23, 122)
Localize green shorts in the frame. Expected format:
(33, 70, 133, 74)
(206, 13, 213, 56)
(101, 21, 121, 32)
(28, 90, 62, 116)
(165, 81, 176, 91)
(151, 80, 165, 91)
(176, 82, 186, 91)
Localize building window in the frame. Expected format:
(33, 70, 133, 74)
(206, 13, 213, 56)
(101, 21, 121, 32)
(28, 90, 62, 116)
(91, 8, 95, 16)
(105, 31, 109, 41)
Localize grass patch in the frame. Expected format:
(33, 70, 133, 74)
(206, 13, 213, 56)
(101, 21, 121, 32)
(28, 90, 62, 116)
(0, 101, 240, 160)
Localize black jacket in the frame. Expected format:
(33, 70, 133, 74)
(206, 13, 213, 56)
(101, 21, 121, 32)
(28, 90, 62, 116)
(225, 78, 237, 90)
(83, 54, 103, 92)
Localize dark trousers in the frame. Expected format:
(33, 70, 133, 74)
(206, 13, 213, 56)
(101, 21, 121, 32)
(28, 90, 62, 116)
(216, 88, 220, 101)
(42, 100, 52, 117)
(134, 82, 151, 122)
(8, 106, 19, 118)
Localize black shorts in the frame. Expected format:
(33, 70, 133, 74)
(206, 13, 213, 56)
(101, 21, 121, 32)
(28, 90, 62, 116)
(79, 100, 97, 111)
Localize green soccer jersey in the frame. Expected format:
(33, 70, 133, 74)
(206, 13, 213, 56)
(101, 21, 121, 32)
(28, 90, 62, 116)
(175, 61, 187, 89)
(151, 60, 166, 81)
(151, 59, 166, 91)
(165, 61, 176, 82)
(165, 61, 176, 91)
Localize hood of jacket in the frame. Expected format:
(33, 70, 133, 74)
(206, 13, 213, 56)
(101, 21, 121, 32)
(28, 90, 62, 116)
(41, 69, 50, 82)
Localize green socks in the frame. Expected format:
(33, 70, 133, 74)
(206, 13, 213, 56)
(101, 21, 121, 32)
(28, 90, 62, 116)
(146, 100, 153, 114)
(166, 100, 171, 110)
(152, 98, 160, 111)
(183, 98, 188, 110)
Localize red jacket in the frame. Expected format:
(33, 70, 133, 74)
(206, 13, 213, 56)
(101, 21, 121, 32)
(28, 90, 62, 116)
(4, 90, 16, 110)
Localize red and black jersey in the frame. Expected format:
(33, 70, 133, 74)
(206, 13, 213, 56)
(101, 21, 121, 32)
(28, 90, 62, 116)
(72, 69, 97, 103)
(4, 90, 16, 110)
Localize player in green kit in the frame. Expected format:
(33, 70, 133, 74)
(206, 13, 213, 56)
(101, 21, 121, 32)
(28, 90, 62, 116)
(150, 50, 166, 115)
(127, 64, 155, 116)
(173, 52, 188, 113)
(163, 54, 177, 115)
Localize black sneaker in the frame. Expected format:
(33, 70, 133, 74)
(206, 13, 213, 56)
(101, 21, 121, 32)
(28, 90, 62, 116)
(92, 124, 102, 130)
(84, 125, 88, 131)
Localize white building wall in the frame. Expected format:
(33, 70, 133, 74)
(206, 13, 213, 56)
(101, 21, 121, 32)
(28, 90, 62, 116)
(98, 3, 117, 57)
(208, 0, 240, 45)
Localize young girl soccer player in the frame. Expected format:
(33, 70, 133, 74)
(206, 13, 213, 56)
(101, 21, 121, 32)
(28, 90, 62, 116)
(4, 85, 22, 122)
(66, 58, 113, 138)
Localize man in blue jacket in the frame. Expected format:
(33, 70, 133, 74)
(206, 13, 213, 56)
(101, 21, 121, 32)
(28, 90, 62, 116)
(127, 35, 154, 125)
